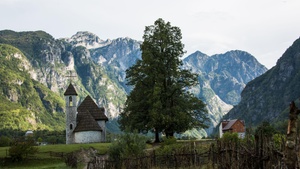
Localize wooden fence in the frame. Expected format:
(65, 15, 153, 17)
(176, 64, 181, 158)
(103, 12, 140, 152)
(87, 152, 211, 169)
(211, 138, 286, 169)
(86, 135, 295, 169)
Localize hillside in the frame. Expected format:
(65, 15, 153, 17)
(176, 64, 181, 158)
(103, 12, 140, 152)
(0, 44, 65, 131)
(225, 36, 300, 127)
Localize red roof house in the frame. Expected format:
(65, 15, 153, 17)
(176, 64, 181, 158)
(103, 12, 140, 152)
(219, 119, 245, 138)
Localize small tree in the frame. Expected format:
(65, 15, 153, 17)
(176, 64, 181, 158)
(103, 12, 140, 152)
(9, 137, 38, 162)
(220, 132, 240, 143)
(108, 132, 147, 168)
(255, 121, 277, 138)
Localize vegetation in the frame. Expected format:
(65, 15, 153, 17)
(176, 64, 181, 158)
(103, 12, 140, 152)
(219, 132, 239, 143)
(0, 44, 65, 131)
(255, 121, 277, 137)
(0, 142, 111, 168)
(108, 132, 147, 165)
(119, 18, 209, 142)
(8, 137, 38, 162)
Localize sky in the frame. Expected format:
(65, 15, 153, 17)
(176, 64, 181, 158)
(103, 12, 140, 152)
(1, 0, 300, 69)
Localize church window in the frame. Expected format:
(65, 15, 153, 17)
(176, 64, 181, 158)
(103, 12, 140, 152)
(70, 124, 73, 130)
(69, 96, 73, 106)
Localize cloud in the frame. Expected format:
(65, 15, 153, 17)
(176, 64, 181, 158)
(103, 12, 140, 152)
(0, 0, 299, 68)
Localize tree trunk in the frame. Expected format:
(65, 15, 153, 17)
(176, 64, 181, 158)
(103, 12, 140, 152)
(154, 130, 160, 143)
(166, 131, 174, 138)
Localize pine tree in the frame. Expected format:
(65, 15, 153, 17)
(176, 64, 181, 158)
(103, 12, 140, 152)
(119, 18, 208, 142)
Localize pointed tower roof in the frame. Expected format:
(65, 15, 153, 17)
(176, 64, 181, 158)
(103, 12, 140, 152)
(74, 110, 102, 132)
(64, 83, 78, 96)
(77, 95, 108, 121)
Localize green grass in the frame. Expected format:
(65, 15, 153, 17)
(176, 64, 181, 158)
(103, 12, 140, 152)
(0, 143, 111, 168)
(38, 143, 111, 155)
(0, 159, 69, 169)
(0, 146, 8, 157)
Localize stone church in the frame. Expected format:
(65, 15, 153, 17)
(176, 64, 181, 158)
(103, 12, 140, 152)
(64, 83, 108, 144)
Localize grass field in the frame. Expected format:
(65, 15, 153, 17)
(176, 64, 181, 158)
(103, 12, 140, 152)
(0, 143, 111, 168)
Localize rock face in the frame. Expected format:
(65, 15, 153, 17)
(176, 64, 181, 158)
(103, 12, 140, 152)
(183, 50, 267, 134)
(0, 30, 268, 136)
(225, 37, 300, 127)
(64, 31, 112, 49)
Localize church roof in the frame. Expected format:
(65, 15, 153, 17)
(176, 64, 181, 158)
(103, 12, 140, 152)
(77, 95, 108, 121)
(64, 83, 78, 96)
(74, 110, 102, 132)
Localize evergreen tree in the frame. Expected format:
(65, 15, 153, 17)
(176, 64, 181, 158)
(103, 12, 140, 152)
(119, 18, 208, 142)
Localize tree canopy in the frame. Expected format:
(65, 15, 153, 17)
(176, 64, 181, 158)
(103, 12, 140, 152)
(119, 18, 209, 142)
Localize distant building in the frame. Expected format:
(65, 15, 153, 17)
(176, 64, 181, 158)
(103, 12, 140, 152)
(219, 119, 245, 138)
(25, 130, 33, 137)
(64, 83, 108, 144)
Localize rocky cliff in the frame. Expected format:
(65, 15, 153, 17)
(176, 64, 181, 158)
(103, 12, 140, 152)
(183, 50, 267, 134)
(225, 36, 300, 127)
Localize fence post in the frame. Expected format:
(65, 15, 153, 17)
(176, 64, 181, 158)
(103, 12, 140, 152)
(285, 101, 299, 169)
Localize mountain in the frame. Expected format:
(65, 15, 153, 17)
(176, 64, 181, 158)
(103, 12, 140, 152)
(0, 30, 268, 138)
(184, 50, 267, 105)
(64, 31, 112, 49)
(0, 30, 128, 122)
(224, 36, 300, 128)
(0, 44, 65, 131)
(183, 50, 267, 134)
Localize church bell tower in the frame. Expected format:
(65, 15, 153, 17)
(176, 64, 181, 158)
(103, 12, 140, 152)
(64, 83, 78, 144)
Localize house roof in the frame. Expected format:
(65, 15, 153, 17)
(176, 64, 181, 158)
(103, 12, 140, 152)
(222, 119, 245, 131)
(74, 110, 102, 132)
(77, 95, 108, 121)
(64, 83, 78, 96)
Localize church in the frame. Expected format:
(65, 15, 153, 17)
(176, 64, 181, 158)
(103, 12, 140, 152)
(64, 83, 108, 144)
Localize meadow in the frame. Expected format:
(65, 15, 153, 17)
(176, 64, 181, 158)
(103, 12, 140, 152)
(0, 143, 111, 169)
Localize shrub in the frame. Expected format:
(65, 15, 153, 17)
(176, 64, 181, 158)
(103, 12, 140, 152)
(273, 134, 285, 150)
(9, 137, 38, 162)
(0, 136, 11, 147)
(161, 137, 177, 146)
(220, 132, 239, 143)
(108, 132, 147, 161)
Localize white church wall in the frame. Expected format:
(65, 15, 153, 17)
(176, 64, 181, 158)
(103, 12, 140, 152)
(97, 121, 106, 142)
(74, 131, 101, 143)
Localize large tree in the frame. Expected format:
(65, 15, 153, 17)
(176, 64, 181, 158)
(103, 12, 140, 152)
(119, 18, 208, 142)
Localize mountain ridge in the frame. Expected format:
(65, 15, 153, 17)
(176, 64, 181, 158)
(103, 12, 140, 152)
(225, 36, 300, 127)
(0, 30, 268, 138)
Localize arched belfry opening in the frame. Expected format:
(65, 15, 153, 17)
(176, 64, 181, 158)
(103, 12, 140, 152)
(69, 96, 73, 106)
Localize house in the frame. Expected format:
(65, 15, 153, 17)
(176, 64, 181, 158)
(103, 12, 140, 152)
(219, 119, 245, 138)
(64, 83, 108, 144)
(25, 130, 33, 137)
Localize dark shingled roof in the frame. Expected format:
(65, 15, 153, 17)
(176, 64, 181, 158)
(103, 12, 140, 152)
(64, 83, 78, 96)
(222, 119, 245, 131)
(74, 110, 102, 132)
(77, 95, 108, 121)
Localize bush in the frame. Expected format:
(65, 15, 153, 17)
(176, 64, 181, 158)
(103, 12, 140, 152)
(9, 137, 38, 162)
(161, 137, 177, 146)
(156, 137, 193, 156)
(273, 134, 285, 150)
(0, 136, 12, 147)
(220, 132, 239, 143)
(108, 132, 147, 161)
